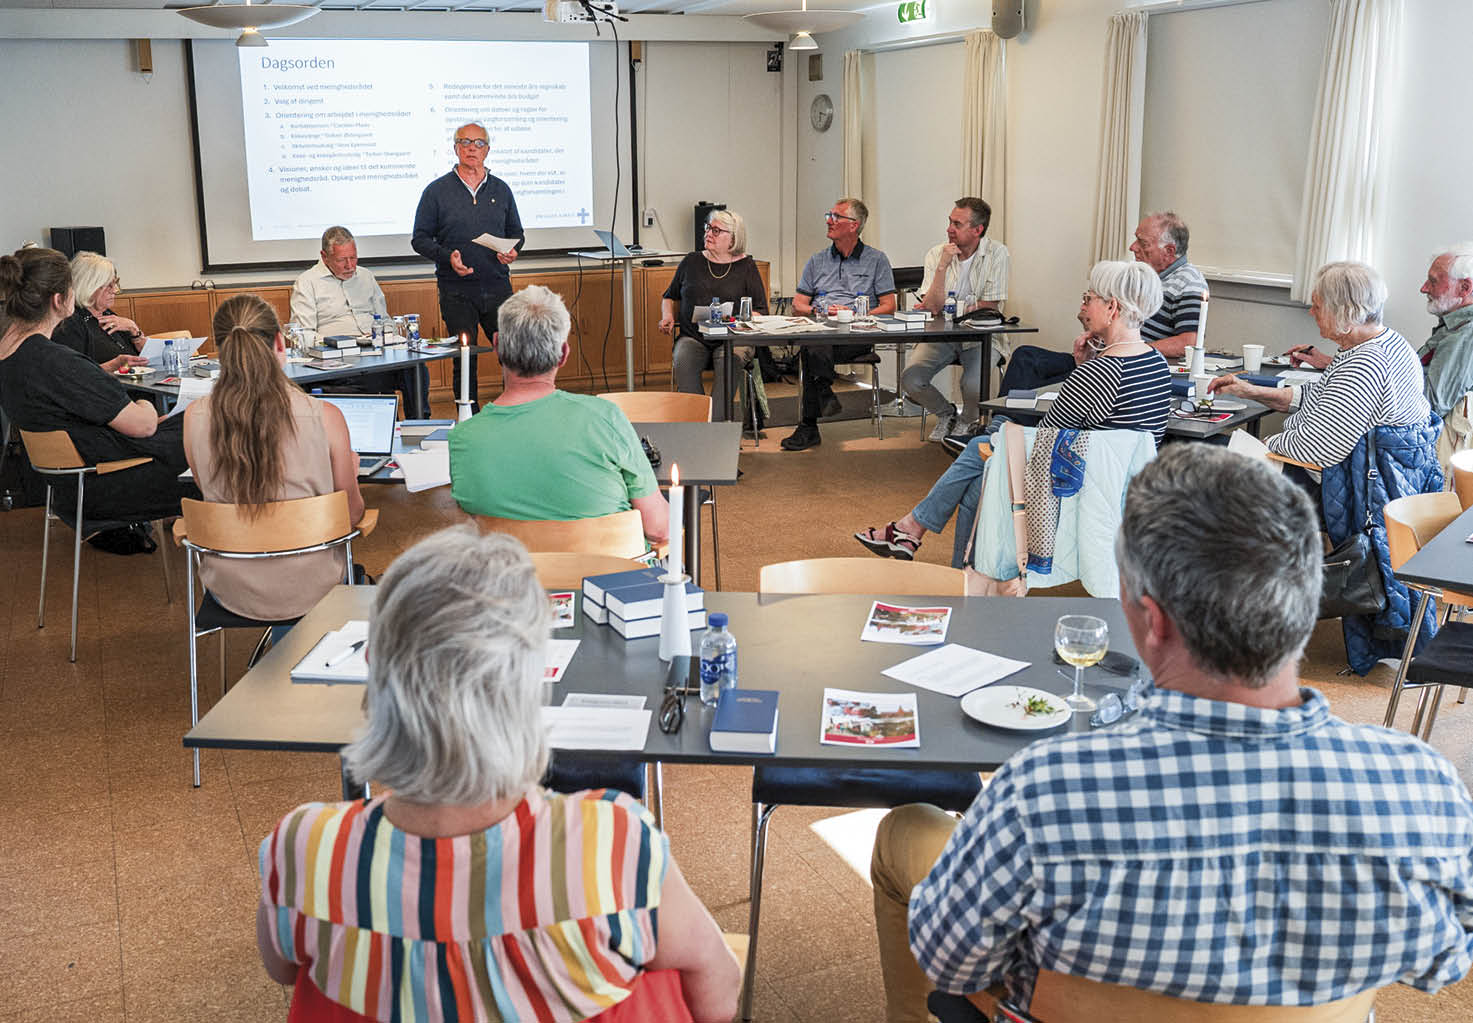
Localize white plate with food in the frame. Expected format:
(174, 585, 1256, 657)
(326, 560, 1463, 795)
(960, 685, 1072, 731)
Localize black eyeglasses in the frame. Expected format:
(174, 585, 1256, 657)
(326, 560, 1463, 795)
(658, 656, 694, 735)
(824, 211, 858, 223)
(455, 137, 489, 149)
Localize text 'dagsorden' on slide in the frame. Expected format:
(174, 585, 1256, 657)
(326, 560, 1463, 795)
(237, 39, 594, 242)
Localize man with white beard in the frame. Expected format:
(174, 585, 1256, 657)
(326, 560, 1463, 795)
(1417, 245, 1473, 418)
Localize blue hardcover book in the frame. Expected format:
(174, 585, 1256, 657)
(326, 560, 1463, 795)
(610, 607, 707, 639)
(1004, 388, 1038, 409)
(710, 689, 780, 754)
(1239, 373, 1288, 389)
(605, 580, 704, 622)
(1170, 378, 1195, 397)
(582, 566, 664, 606)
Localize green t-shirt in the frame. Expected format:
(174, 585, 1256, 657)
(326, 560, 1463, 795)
(448, 391, 659, 520)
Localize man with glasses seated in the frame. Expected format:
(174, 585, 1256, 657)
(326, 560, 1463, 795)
(412, 121, 524, 414)
(869, 445, 1473, 1022)
(781, 197, 897, 451)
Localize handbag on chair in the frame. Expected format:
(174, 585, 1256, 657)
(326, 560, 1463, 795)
(1319, 432, 1387, 620)
(963, 421, 1029, 597)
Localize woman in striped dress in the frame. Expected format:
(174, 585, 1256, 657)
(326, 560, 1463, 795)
(1210, 262, 1430, 470)
(256, 527, 740, 1023)
(855, 260, 1171, 567)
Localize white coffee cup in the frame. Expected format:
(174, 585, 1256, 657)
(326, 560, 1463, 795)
(1192, 374, 1216, 402)
(836, 308, 854, 323)
(1242, 344, 1265, 373)
(1181, 344, 1196, 369)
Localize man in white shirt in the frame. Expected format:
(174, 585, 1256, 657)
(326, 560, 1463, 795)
(901, 198, 1009, 441)
(290, 226, 387, 338)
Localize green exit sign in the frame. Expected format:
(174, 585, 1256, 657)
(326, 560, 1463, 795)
(897, 0, 929, 24)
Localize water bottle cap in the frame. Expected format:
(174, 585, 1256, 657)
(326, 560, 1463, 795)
(709, 613, 728, 628)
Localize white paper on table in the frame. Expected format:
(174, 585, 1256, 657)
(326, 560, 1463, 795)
(540, 706, 652, 751)
(563, 693, 648, 710)
(748, 314, 834, 334)
(860, 601, 952, 645)
(395, 449, 450, 492)
(471, 233, 519, 255)
(139, 336, 206, 364)
(1279, 369, 1322, 383)
(544, 638, 580, 683)
(167, 376, 214, 417)
(291, 620, 370, 683)
(881, 644, 1030, 697)
(1227, 429, 1279, 470)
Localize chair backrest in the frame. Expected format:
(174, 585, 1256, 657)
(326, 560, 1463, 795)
(529, 552, 646, 590)
(1383, 492, 1464, 571)
(19, 429, 86, 471)
(1026, 970, 1377, 1023)
(150, 329, 193, 340)
(476, 509, 647, 558)
(180, 492, 355, 554)
(1451, 448, 1473, 511)
(758, 557, 967, 596)
(596, 390, 712, 423)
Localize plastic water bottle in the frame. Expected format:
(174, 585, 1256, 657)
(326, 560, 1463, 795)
(709, 297, 721, 326)
(813, 291, 828, 321)
(162, 338, 180, 378)
(944, 290, 958, 319)
(371, 314, 384, 345)
(699, 613, 738, 707)
(407, 314, 421, 343)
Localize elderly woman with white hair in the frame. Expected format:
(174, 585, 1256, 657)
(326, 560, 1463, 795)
(659, 208, 768, 421)
(257, 526, 740, 1022)
(855, 260, 1171, 565)
(50, 251, 149, 370)
(1211, 261, 1430, 469)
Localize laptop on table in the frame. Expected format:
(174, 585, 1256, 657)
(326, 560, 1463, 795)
(318, 394, 398, 478)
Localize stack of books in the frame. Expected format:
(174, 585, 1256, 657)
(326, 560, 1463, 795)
(582, 566, 706, 639)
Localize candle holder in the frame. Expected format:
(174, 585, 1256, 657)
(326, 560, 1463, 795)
(658, 573, 692, 662)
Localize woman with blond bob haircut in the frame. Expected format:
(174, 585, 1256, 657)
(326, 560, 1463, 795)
(256, 527, 741, 1023)
(51, 251, 150, 368)
(181, 294, 365, 621)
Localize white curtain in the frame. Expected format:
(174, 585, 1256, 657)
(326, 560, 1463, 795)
(961, 30, 1007, 241)
(1089, 12, 1148, 264)
(842, 49, 865, 199)
(1291, 0, 1403, 302)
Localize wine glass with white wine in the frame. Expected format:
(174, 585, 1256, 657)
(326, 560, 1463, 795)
(1055, 614, 1109, 712)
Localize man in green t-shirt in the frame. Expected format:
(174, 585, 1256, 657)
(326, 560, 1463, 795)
(448, 284, 669, 543)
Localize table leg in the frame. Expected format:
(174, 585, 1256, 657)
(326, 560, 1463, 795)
(721, 337, 735, 423)
(979, 332, 994, 415)
(1248, 416, 1263, 439)
(685, 493, 703, 588)
(621, 259, 636, 392)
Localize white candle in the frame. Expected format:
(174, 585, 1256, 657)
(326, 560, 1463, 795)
(1195, 292, 1210, 352)
(459, 334, 470, 405)
(667, 464, 683, 580)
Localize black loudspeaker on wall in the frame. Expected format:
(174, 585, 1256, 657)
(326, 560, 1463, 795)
(992, 1, 1025, 40)
(693, 201, 726, 253)
(50, 226, 106, 258)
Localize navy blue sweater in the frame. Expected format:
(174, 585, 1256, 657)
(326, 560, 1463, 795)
(411, 169, 526, 288)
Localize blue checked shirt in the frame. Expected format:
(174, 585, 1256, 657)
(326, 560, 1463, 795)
(909, 684, 1473, 1007)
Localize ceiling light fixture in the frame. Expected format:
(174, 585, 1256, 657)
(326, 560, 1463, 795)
(743, 0, 863, 37)
(177, 1, 320, 47)
(788, 31, 819, 51)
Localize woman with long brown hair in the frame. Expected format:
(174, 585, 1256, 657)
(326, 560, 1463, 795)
(182, 294, 365, 621)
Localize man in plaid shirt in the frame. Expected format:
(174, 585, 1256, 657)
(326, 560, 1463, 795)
(871, 445, 1473, 1022)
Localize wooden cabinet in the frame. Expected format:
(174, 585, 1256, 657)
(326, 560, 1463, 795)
(640, 266, 678, 383)
(126, 291, 213, 341)
(210, 287, 294, 352)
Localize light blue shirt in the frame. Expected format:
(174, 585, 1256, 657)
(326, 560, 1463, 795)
(1420, 303, 1473, 419)
(795, 239, 896, 310)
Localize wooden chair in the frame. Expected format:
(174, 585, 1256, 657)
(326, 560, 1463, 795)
(529, 552, 645, 591)
(149, 329, 194, 340)
(20, 429, 173, 662)
(1381, 492, 1473, 740)
(1450, 448, 1473, 511)
(597, 389, 724, 589)
(759, 557, 967, 596)
(177, 492, 377, 786)
(474, 509, 649, 559)
(738, 557, 981, 1022)
(930, 972, 1377, 1022)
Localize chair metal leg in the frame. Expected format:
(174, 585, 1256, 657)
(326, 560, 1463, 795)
(1409, 684, 1436, 737)
(742, 802, 778, 1023)
(743, 369, 759, 451)
(872, 362, 884, 439)
(156, 519, 172, 604)
(708, 490, 722, 592)
(37, 484, 52, 629)
(344, 539, 355, 583)
(1420, 686, 1448, 742)
(187, 552, 201, 788)
(1383, 590, 1431, 727)
(649, 761, 664, 830)
(246, 627, 272, 671)
(219, 629, 227, 697)
(68, 478, 84, 663)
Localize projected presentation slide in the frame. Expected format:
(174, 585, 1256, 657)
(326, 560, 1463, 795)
(238, 40, 594, 243)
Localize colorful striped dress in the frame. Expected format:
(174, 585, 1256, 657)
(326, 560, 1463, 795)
(258, 788, 669, 1023)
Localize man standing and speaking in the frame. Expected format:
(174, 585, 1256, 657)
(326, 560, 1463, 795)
(412, 121, 525, 413)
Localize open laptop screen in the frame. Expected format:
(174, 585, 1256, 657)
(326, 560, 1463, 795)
(318, 394, 398, 456)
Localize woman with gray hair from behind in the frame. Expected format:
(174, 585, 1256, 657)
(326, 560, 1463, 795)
(255, 526, 740, 1022)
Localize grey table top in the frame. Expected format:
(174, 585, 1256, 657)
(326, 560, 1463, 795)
(183, 587, 1137, 773)
(718, 317, 1037, 349)
(979, 393, 1272, 439)
(1396, 502, 1473, 592)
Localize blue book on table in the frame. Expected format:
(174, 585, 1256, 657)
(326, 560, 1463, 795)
(605, 580, 704, 622)
(710, 689, 780, 754)
(1170, 378, 1194, 397)
(582, 566, 664, 606)
(1239, 373, 1288, 389)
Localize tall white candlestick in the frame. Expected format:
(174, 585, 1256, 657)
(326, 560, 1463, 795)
(458, 334, 472, 422)
(1196, 292, 1210, 353)
(667, 464, 683, 580)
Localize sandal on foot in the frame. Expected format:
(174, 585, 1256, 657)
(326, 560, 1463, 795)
(854, 523, 920, 561)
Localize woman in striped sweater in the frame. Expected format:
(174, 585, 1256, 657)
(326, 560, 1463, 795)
(1210, 262, 1430, 470)
(256, 527, 739, 1023)
(855, 260, 1171, 566)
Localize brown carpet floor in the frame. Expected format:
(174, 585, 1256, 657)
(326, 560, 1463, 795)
(2, 383, 1471, 1021)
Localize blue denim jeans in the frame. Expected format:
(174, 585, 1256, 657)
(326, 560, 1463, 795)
(910, 435, 991, 567)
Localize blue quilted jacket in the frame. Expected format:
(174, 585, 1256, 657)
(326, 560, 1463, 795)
(1320, 414, 1444, 675)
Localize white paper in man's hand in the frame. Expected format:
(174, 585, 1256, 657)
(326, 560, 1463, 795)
(881, 643, 1030, 697)
(471, 233, 519, 255)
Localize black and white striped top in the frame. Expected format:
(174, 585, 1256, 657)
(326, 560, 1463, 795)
(1041, 349, 1173, 443)
(1268, 328, 1430, 467)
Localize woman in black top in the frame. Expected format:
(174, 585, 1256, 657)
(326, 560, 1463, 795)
(660, 209, 768, 420)
(50, 251, 148, 370)
(0, 247, 194, 521)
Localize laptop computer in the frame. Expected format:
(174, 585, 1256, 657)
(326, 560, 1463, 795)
(592, 229, 641, 257)
(318, 394, 399, 478)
